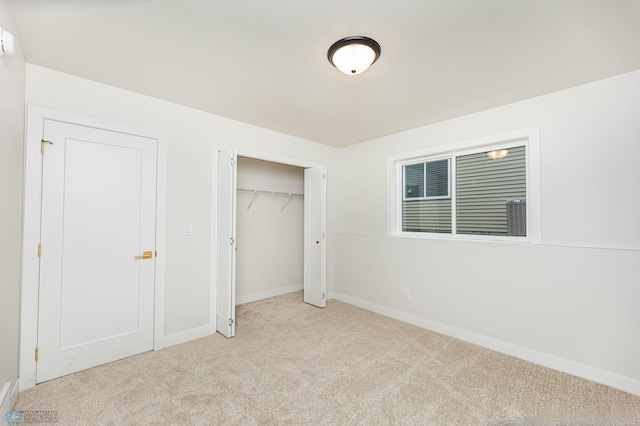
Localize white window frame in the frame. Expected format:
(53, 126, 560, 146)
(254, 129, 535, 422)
(388, 127, 541, 243)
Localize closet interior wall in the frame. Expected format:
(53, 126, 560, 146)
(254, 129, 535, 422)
(236, 157, 304, 305)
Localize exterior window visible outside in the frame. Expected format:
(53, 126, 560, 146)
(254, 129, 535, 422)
(403, 159, 450, 199)
(402, 159, 451, 233)
(401, 146, 526, 237)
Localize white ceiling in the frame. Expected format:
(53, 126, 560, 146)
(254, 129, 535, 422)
(6, 0, 640, 147)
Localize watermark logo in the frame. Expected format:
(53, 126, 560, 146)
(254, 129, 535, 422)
(5, 410, 59, 424)
(5, 410, 22, 425)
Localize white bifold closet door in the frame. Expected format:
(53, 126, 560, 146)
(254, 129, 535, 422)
(216, 150, 327, 338)
(217, 148, 237, 338)
(303, 166, 326, 308)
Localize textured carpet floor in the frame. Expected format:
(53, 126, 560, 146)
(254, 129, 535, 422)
(15, 291, 640, 425)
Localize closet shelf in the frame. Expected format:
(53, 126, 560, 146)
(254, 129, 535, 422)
(237, 187, 304, 197)
(237, 187, 303, 212)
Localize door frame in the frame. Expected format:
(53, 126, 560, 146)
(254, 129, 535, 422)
(209, 147, 326, 333)
(19, 105, 168, 390)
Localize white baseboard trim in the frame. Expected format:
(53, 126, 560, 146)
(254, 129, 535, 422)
(329, 291, 640, 397)
(163, 325, 212, 348)
(10, 380, 19, 410)
(1, 380, 20, 425)
(1, 382, 10, 423)
(236, 284, 303, 306)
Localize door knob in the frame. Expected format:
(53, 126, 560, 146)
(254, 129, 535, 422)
(134, 251, 153, 260)
(316, 240, 319, 244)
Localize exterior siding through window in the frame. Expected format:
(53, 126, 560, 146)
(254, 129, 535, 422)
(456, 146, 526, 235)
(401, 146, 526, 236)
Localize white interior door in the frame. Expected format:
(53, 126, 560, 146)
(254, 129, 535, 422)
(304, 167, 326, 308)
(37, 119, 157, 383)
(217, 148, 237, 337)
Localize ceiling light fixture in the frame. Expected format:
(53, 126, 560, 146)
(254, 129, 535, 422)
(327, 36, 381, 75)
(487, 149, 509, 160)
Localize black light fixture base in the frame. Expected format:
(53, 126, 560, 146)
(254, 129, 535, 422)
(327, 36, 382, 74)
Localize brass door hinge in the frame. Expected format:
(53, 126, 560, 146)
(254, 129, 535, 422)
(38, 244, 42, 257)
(35, 347, 39, 362)
(41, 139, 53, 154)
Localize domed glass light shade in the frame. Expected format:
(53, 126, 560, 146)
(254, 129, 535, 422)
(328, 36, 381, 75)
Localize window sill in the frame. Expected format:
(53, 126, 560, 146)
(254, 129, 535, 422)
(390, 231, 532, 245)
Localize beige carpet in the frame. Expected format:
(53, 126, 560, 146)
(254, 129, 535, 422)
(15, 291, 640, 425)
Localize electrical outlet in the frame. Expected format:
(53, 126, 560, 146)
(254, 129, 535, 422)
(404, 288, 412, 300)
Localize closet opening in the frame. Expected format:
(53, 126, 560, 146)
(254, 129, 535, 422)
(214, 147, 326, 338)
(236, 157, 304, 305)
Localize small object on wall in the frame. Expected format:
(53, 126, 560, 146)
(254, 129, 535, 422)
(404, 288, 412, 300)
(0, 27, 16, 56)
(185, 224, 193, 236)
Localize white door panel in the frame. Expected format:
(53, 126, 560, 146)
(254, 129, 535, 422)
(37, 120, 157, 383)
(304, 167, 326, 308)
(216, 153, 325, 333)
(216, 148, 236, 338)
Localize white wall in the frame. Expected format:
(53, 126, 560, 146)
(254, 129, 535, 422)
(236, 157, 304, 304)
(24, 64, 336, 341)
(331, 70, 640, 395)
(0, 0, 25, 410)
(18, 56, 640, 397)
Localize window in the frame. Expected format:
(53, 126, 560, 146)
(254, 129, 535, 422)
(393, 128, 539, 241)
(455, 146, 526, 236)
(402, 159, 451, 233)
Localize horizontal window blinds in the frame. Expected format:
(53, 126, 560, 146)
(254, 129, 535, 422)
(402, 199, 452, 233)
(456, 146, 526, 235)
